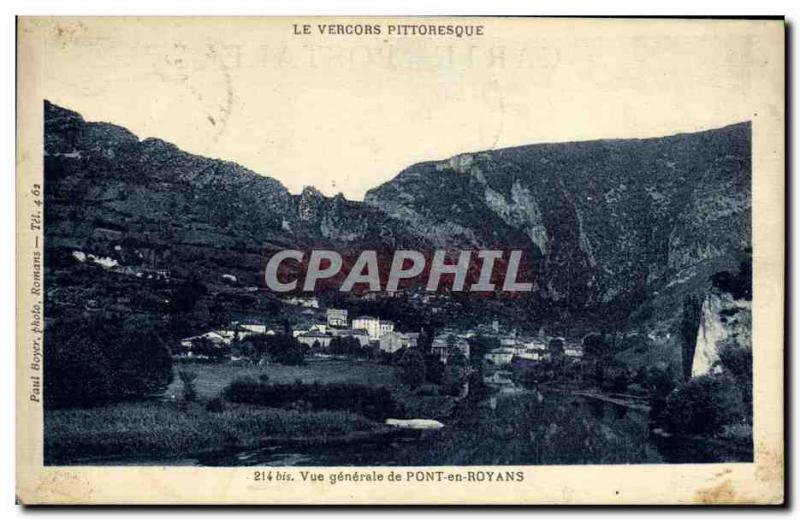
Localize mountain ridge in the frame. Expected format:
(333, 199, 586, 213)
(43, 100, 751, 330)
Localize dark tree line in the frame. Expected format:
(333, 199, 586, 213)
(44, 315, 173, 408)
(223, 378, 399, 421)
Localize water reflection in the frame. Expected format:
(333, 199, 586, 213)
(198, 374, 750, 467)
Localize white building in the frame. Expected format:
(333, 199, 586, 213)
(180, 331, 231, 349)
(351, 316, 394, 341)
(235, 321, 268, 335)
(284, 296, 320, 308)
(484, 347, 516, 366)
(516, 348, 545, 361)
(485, 343, 548, 366)
(292, 323, 327, 337)
(520, 338, 548, 351)
(296, 331, 333, 348)
(379, 331, 420, 353)
(327, 308, 349, 328)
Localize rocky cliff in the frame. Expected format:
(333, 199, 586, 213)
(44, 101, 751, 329)
(690, 258, 753, 377)
(365, 124, 751, 309)
(44, 101, 424, 288)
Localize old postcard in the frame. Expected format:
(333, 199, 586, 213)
(16, 17, 784, 504)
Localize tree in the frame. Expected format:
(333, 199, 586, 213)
(169, 276, 207, 314)
(102, 317, 174, 398)
(44, 321, 112, 408)
(43, 315, 174, 407)
(243, 335, 269, 359)
(178, 370, 198, 402)
(583, 333, 613, 360)
(192, 336, 230, 360)
(548, 338, 565, 360)
(468, 334, 499, 390)
(711, 249, 752, 300)
(329, 336, 365, 357)
(664, 374, 744, 435)
(717, 340, 753, 417)
(264, 333, 307, 365)
(717, 341, 752, 381)
(646, 364, 678, 427)
(442, 352, 469, 396)
(424, 353, 445, 385)
(400, 349, 426, 390)
(609, 369, 630, 394)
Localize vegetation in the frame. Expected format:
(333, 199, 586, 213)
(399, 349, 426, 390)
(467, 335, 498, 392)
(44, 401, 381, 464)
(718, 340, 753, 416)
(442, 352, 469, 396)
(178, 370, 198, 402)
(205, 397, 226, 413)
(711, 248, 752, 300)
(651, 257, 753, 438)
(264, 333, 308, 365)
(44, 315, 173, 408)
(664, 374, 745, 435)
(423, 353, 445, 385)
(167, 359, 399, 400)
(326, 336, 371, 358)
(222, 378, 400, 421)
(645, 365, 679, 427)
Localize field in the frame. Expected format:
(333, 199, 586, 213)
(45, 359, 439, 465)
(166, 358, 400, 400)
(44, 401, 384, 465)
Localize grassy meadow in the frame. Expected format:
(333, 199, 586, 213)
(165, 359, 400, 400)
(45, 400, 384, 464)
(45, 359, 405, 464)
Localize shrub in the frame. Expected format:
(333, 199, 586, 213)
(664, 374, 744, 435)
(717, 341, 753, 418)
(442, 353, 469, 396)
(399, 349, 426, 390)
(711, 252, 752, 300)
(44, 315, 173, 408)
(265, 334, 307, 365)
(178, 371, 198, 402)
(415, 384, 440, 396)
(205, 397, 226, 413)
(44, 328, 113, 408)
(222, 378, 399, 421)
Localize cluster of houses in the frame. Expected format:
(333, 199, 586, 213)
(293, 309, 424, 356)
(179, 319, 273, 353)
(483, 336, 583, 367)
(178, 302, 582, 367)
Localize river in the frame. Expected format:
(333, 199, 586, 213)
(196, 376, 750, 467)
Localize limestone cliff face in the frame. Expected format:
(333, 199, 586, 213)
(365, 123, 752, 309)
(691, 289, 752, 377)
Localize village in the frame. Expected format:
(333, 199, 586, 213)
(177, 294, 585, 375)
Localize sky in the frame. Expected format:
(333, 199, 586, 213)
(31, 17, 781, 200)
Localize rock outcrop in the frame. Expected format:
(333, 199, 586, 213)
(691, 286, 752, 377)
